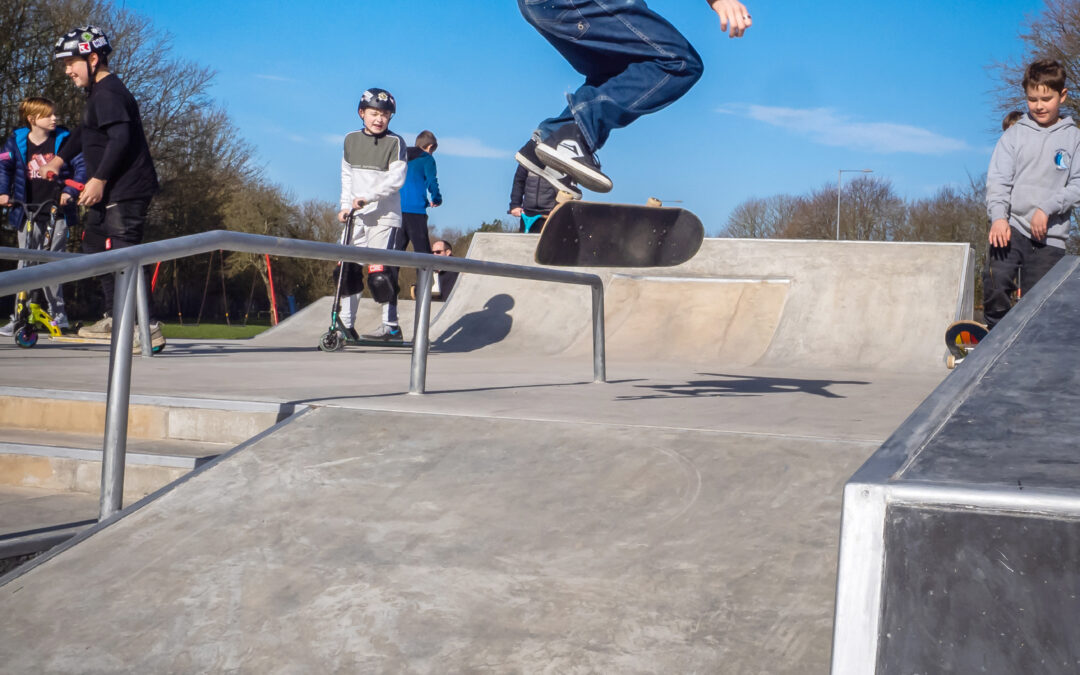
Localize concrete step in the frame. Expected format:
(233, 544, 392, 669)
(0, 389, 305, 567)
(0, 387, 295, 445)
(0, 388, 299, 502)
(0, 427, 227, 501)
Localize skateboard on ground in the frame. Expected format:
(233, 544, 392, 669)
(534, 198, 704, 267)
(945, 320, 988, 369)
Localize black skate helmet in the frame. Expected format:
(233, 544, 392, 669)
(358, 88, 396, 115)
(54, 26, 112, 59)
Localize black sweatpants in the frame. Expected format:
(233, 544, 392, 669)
(387, 212, 433, 310)
(982, 225, 1066, 329)
(82, 198, 151, 315)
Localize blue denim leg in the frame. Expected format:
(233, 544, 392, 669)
(518, 0, 703, 152)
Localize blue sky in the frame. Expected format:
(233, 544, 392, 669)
(117, 0, 1046, 236)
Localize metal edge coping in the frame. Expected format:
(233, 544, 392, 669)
(888, 479, 1080, 516)
(0, 405, 313, 588)
(481, 231, 974, 249)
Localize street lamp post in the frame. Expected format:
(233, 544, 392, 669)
(836, 169, 873, 240)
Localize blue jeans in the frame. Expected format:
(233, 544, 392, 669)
(519, 0, 704, 152)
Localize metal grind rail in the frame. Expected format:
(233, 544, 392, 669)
(0, 230, 606, 519)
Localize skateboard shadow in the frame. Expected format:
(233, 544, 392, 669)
(432, 294, 514, 353)
(617, 372, 870, 400)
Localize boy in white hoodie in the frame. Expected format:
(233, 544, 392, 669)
(337, 87, 407, 340)
(984, 59, 1080, 328)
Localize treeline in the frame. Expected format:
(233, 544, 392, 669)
(721, 174, 1079, 304)
(0, 0, 339, 323)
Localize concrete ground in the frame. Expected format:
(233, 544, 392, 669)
(0, 235, 969, 672)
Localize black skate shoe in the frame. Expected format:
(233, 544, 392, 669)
(515, 138, 582, 200)
(535, 123, 612, 193)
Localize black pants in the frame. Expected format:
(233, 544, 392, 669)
(82, 198, 151, 314)
(387, 212, 433, 308)
(982, 226, 1066, 329)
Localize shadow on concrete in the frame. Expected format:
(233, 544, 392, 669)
(432, 294, 514, 353)
(618, 372, 871, 400)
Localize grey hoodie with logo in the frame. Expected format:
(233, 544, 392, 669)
(986, 113, 1080, 249)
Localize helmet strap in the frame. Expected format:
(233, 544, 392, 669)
(85, 55, 97, 95)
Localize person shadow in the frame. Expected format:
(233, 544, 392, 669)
(432, 294, 514, 353)
(618, 372, 870, 400)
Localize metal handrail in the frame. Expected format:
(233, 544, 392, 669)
(0, 230, 606, 519)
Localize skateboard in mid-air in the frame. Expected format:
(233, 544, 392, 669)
(945, 320, 988, 369)
(534, 198, 704, 267)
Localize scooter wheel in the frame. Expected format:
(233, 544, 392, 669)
(318, 330, 344, 353)
(14, 326, 38, 348)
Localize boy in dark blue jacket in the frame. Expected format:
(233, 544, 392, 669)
(0, 97, 86, 334)
(375, 130, 443, 340)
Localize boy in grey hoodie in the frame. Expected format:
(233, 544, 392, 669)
(984, 59, 1080, 328)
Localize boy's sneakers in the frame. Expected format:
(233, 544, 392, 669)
(0, 317, 15, 337)
(78, 315, 112, 338)
(132, 322, 166, 351)
(515, 138, 583, 200)
(535, 123, 612, 193)
(361, 323, 403, 342)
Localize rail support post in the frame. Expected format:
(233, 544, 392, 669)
(409, 266, 434, 394)
(100, 264, 138, 519)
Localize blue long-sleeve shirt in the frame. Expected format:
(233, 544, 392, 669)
(400, 147, 442, 214)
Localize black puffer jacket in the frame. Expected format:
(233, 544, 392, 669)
(509, 164, 558, 215)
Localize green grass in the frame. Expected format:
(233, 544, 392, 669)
(160, 322, 270, 339)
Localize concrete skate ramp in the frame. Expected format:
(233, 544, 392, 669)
(0, 407, 875, 672)
(433, 234, 971, 371)
(254, 296, 416, 347)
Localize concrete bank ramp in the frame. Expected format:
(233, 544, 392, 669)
(429, 234, 971, 372)
(0, 406, 873, 672)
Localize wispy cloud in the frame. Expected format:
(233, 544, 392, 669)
(431, 136, 509, 159)
(716, 104, 970, 155)
(254, 73, 297, 83)
(322, 134, 345, 146)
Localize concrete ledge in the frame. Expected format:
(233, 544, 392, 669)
(0, 389, 303, 444)
(832, 256, 1080, 674)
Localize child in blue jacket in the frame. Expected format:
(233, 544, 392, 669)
(0, 97, 86, 333)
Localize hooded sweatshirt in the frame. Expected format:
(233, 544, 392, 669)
(986, 113, 1080, 249)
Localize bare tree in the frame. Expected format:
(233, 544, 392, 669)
(991, 0, 1080, 123)
(722, 194, 802, 239)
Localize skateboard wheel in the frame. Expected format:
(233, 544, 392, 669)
(946, 354, 956, 369)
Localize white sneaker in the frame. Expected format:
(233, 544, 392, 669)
(78, 316, 112, 338)
(361, 324, 403, 342)
(133, 322, 166, 351)
(0, 319, 14, 337)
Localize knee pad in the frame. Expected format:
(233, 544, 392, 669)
(335, 262, 364, 295)
(366, 264, 399, 304)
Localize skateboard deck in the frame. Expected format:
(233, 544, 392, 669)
(534, 200, 704, 267)
(945, 320, 988, 369)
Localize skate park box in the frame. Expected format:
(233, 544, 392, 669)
(830, 256, 1080, 674)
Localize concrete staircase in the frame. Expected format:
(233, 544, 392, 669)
(0, 388, 300, 564)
